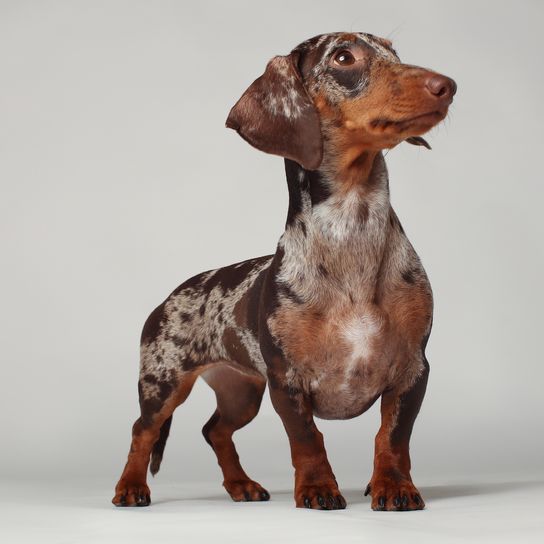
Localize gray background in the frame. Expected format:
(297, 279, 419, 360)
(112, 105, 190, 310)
(1, 2, 542, 540)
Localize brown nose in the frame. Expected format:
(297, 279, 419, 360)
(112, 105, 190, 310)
(425, 75, 457, 100)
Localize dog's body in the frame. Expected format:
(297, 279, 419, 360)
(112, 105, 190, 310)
(113, 32, 455, 511)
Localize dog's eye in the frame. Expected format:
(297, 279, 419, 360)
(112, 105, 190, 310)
(333, 50, 356, 66)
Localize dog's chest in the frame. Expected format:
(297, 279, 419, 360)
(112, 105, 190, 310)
(275, 302, 399, 419)
(311, 308, 395, 419)
(269, 209, 432, 420)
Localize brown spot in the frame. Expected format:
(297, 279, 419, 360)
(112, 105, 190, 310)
(222, 327, 253, 368)
(358, 202, 369, 223)
(233, 291, 249, 328)
(139, 396, 164, 423)
(193, 339, 208, 354)
(157, 380, 174, 401)
(179, 311, 191, 323)
(317, 264, 329, 277)
(278, 282, 304, 305)
(171, 335, 186, 348)
(141, 302, 166, 345)
(402, 269, 416, 284)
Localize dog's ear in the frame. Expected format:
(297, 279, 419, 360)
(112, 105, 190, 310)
(226, 53, 323, 171)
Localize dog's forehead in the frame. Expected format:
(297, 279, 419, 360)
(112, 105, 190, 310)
(294, 32, 399, 65)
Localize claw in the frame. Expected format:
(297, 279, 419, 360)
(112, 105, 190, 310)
(364, 484, 371, 496)
(136, 495, 146, 506)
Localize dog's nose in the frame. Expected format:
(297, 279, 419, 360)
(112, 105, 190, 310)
(425, 75, 457, 100)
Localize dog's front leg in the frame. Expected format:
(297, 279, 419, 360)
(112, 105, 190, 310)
(366, 360, 429, 511)
(267, 369, 346, 510)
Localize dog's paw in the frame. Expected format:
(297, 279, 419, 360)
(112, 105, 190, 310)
(224, 479, 270, 502)
(295, 483, 347, 510)
(365, 477, 424, 511)
(112, 481, 151, 507)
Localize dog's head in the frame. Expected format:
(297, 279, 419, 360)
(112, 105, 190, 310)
(226, 32, 456, 171)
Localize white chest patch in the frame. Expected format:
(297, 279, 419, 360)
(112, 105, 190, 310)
(341, 312, 384, 375)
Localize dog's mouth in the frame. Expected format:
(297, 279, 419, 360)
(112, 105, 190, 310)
(400, 110, 446, 126)
(370, 109, 447, 132)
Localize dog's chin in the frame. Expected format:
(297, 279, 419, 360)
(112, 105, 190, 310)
(398, 109, 448, 135)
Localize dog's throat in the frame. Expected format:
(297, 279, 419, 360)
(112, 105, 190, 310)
(283, 154, 390, 231)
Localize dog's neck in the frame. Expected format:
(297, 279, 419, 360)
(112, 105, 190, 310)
(283, 151, 391, 234)
(278, 153, 394, 305)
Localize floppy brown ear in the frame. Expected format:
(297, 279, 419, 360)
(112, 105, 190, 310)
(226, 53, 323, 171)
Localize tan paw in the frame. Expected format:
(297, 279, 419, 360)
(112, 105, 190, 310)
(224, 479, 270, 502)
(295, 482, 346, 510)
(112, 480, 151, 507)
(365, 476, 424, 511)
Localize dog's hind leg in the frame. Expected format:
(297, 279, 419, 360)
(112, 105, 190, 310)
(201, 365, 269, 502)
(112, 366, 199, 507)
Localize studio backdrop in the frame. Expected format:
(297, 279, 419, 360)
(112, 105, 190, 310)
(1, 0, 542, 493)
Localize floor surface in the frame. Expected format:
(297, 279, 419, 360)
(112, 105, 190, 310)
(1, 476, 543, 543)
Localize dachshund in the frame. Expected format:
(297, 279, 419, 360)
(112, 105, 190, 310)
(112, 31, 455, 511)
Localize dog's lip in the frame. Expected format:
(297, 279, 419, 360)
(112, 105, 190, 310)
(370, 109, 446, 130)
(399, 110, 444, 124)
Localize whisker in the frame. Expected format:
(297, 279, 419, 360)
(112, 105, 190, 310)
(386, 20, 407, 41)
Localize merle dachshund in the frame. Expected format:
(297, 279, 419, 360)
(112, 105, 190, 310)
(113, 31, 455, 511)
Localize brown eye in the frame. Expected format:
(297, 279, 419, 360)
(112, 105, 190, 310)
(333, 49, 355, 66)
